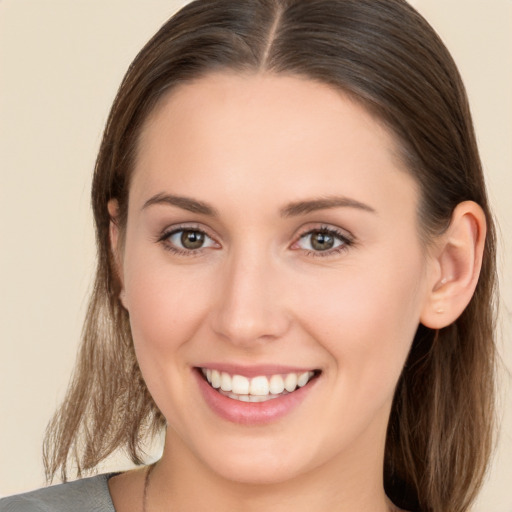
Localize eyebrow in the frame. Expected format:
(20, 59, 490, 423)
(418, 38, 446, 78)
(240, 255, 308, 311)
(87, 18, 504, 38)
(142, 192, 376, 217)
(142, 193, 218, 216)
(280, 196, 376, 217)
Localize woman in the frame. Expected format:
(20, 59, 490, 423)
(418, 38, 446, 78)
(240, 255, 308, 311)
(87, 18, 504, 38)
(0, 0, 497, 511)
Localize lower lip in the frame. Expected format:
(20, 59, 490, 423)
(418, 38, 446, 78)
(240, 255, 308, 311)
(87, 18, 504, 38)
(194, 369, 318, 425)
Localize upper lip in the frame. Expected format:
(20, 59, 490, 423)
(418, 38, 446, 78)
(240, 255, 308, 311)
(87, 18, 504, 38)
(195, 363, 320, 378)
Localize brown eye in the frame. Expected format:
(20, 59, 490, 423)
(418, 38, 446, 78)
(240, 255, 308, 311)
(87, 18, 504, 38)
(295, 228, 351, 255)
(310, 231, 335, 251)
(165, 228, 218, 252)
(181, 230, 205, 249)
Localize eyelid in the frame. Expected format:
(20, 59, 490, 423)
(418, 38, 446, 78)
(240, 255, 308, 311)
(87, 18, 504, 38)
(156, 223, 221, 254)
(290, 224, 354, 255)
(155, 222, 354, 257)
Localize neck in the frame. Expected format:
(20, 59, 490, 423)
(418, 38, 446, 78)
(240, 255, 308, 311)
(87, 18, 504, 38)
(148, 428, 393, 512)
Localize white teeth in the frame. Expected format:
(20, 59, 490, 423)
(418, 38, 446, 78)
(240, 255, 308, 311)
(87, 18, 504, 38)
(202, 368, 317, 400)
(211, 369, 221, 389)
(297, 371, 310, 387)
(222, 391, 284, 402)
(250, 376, 269, 396)
(220, 372, 232, 392)
(284, 373, 298, 392)
(269, 375, 285, 394)
(248, 394, 273, 402)
(232, 374, 250, 394)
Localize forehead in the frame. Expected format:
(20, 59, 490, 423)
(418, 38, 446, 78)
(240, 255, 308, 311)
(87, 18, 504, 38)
(138, 72, 399, 163)
(131, 72, 418, 220)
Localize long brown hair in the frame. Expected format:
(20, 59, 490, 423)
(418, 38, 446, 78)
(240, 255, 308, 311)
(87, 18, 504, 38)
(43, 1, 498, 511)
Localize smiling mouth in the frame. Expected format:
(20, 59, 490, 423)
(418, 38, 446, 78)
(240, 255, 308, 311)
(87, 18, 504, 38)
(199, 368, 321, 402)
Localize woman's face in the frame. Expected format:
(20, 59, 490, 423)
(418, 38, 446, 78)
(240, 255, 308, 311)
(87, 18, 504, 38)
(116, 73, 435, 484)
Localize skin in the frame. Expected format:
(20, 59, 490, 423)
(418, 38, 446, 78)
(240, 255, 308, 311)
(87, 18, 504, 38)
(108, 73, 486, 512)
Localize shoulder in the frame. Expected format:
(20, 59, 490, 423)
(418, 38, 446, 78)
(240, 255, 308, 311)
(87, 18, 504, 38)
(0, 474, 118, 512)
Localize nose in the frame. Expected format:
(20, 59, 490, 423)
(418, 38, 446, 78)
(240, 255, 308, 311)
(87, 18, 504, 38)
(210, 248, 291, 347)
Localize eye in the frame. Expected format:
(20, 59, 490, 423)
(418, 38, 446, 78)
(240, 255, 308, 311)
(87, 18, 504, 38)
(160, 227, 219, 254)
(294, 227, 352, 255)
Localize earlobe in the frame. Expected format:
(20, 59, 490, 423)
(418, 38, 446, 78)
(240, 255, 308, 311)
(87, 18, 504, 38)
(420, 201, 486, 329)
(107, 199, 127, 309)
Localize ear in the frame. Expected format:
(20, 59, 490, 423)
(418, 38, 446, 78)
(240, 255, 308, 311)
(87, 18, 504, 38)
(107, 199, 127, 308)
(420, 201, 486, 329)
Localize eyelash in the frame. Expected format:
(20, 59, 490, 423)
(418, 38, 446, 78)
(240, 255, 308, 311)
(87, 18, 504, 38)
(295, 225, 353, 258)
(156, 224, 218, 257)
(156, 224, 353, 258)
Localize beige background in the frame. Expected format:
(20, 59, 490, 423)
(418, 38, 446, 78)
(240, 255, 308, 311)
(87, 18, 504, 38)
(1, 1, 511, 510)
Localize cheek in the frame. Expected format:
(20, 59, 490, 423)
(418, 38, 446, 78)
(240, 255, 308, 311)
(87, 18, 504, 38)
(121, 222, 210, 339)
(120, 237, 215, 396)
(296, 249, 426, 394)
(125, 267, 212, 353)
(121, 254, 220, 423)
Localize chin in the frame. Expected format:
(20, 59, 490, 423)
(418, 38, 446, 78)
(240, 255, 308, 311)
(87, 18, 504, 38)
(206, 455, 307, 486)
(185, 434, 307, 485)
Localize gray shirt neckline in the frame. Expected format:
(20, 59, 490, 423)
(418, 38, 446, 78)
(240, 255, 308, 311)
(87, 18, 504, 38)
(0, 473, 119, 512)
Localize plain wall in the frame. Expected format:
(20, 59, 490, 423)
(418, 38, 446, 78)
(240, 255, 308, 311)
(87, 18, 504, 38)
(1, 1, 511, 510)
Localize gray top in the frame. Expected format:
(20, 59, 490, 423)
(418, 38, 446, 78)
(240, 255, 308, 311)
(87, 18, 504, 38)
(0, 474, 118, 512)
